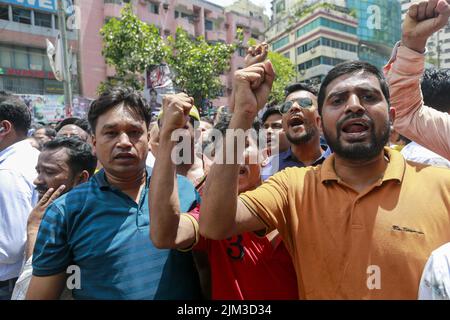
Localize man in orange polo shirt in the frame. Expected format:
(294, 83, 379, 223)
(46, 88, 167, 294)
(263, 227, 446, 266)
(199, 57, 450, 299)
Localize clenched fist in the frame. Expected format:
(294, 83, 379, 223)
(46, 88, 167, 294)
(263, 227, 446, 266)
(160, 93, 195, 134)
(402, 0, 450, 53)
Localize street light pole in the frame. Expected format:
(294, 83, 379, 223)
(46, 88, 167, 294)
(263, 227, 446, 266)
(57, 0, 73, 117)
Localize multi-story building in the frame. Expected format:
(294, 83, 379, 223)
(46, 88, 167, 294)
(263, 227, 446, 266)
(76, 0, 266, 107)
(267, 0, 402, 84)
(345, 0, 401, 69)
(0, 0, 79, 95)
(0, 0, 266, 108)
(400, 0, 450, 68)
(266, 1, 359, 86)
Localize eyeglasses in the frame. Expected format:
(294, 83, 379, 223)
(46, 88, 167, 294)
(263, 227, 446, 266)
(280, 98, 314, 113)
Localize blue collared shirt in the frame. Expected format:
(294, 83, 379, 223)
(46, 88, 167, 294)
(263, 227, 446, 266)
(0, 140, 39, 281)
(32, 167, 203, 300)
(261, 145, 332, 181)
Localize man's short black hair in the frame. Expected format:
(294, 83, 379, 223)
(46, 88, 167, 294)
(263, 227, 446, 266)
(317, 61, 390, 115)
(56, 117, 92, 134)
(285, 82, 318, 98)
(43, 127, 56, 138)
(421, 68, 450, 113)
(0, 92, 32, 135)
(261, 105, 282, 123)
(88, 86, 151, 133)
(205, 111, 261, 149)
(42, 136, 97, 177)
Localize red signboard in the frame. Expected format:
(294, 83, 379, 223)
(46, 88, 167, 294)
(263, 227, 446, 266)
(6, 68, 56, 80)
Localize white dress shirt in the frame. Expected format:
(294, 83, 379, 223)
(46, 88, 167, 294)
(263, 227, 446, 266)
(0, 140, 39, 281)
(401, 142, 450, 169)
(419, 243, 450, 300)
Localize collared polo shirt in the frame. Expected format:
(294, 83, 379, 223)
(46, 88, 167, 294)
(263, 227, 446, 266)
(32, 168, 202, 300)
(261, 145, 331, 181)
(240, 148, 450, 299)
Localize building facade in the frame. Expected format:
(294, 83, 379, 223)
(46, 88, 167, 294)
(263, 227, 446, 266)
(76, 0, 266, 107)
(0, 0, 79, 95)
(267, 0, 402, 85)
(0, 0, 266, 109)
(266, 1, 359, 86)
(400, 0, 450, 69)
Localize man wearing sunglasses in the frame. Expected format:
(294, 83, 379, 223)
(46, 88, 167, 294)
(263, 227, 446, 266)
(261, 83, 331, 180)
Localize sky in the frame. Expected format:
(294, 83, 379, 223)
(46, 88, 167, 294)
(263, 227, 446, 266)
(207, 0, 272, 17)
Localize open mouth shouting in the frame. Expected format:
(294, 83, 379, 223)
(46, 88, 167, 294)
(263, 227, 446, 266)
(288, 116, 305, 131)
(341, 118, 371, 141)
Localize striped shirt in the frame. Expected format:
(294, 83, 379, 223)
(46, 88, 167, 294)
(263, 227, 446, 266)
(32, 168, 202, 300)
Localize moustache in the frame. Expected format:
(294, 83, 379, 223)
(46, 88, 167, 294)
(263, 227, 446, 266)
(35, 186, 48, 194)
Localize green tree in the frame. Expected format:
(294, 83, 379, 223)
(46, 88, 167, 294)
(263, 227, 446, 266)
(165, 27, 237, 108)
(267, 51, 296, 105)
(99, 3, 166, 93)
(247, 38, 296, 105)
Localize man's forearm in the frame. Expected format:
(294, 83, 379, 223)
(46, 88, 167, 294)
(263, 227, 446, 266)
(386, 44, 450, 160)
(149, 131, 182, 248)
(199, 112, 254, 239)
(25, 226, 39, 260)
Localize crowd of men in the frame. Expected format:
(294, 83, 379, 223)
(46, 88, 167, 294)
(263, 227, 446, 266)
(1, 0, 450, 300)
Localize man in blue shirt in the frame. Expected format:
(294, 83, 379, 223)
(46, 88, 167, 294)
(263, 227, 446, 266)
(26, 87, 202, 300)
(261, 83, 331, 180)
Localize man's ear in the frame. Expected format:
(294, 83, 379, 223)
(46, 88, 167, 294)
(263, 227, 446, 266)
(78, 170, 90, 184)
(91, 134, 97, 155)
(389, 107, 396, 125)
(0, 120, 12, 135)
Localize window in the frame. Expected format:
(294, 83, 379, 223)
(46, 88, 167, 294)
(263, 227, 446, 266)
(275, 0, 285, 14)
(0, 4, 9, 21)
(29, 49, 43, 71)
(297, 37, 356, 55)
(14, 49, 29, 69)
(12, 7, 31, 25)
(238, 47, 246, 57)
(35, 11, 52, 28)
(175, 10, 179, 18)
(0, 46, 12, 68)
(283, 52, 290, 59)
(272, 36, 289, 50)
(205, 19, 213, 31)
(149, 3, 159, 15)
(296, 18, 356, 38)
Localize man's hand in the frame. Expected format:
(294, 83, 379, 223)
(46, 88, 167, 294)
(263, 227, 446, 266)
(160, 93, 194, 135)
(26, 185, 65, 260)
(28, 185, 66, 230)
(244, 42, 269, 68)
(232, 61, 276, 118)
(402, 0, 450, 53)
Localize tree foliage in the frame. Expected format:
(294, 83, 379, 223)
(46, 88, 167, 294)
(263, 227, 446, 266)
(267, 51, 296, 105)
(99, 4, 167, 92)
(247, 38, 296, 105)
(100, 4, 238, 107)
(165, 27, 236, 107)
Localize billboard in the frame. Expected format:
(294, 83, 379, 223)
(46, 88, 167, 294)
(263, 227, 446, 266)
(16, 94, 91, 123)
(0, 0, 73, 14)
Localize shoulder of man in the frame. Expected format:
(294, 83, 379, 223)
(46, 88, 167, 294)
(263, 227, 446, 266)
(176, 174, 200, 212)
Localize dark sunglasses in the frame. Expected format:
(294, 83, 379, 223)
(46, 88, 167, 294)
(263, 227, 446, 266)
(280, 98, 314, 113)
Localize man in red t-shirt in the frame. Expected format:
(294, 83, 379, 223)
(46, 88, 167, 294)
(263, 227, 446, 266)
(149, 92, 298, 300)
